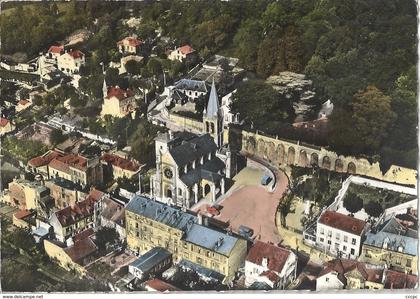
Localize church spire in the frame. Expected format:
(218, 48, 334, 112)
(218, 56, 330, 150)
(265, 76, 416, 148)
(206, 79, 219, 118)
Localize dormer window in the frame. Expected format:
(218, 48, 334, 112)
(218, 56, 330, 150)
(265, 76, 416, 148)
(192, 160, 196, 169)
(208, 152, 211, 160)
(200, 156, 204, 165)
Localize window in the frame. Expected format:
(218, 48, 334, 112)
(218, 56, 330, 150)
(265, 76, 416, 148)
(328, 231, 332, 237)
(407, 259, 412, 267)
(343, 245, 347, 251)
(351, 238, 356, 245)
(320, 228, 324, 235)
(350, 248, 355, 255)
(320, 237, 324, 242)
(135, 222, 139, 229)
(396, 258, 401, 265)
(326, 277, 329, 282)
(327, 240, 331, 245)
(344, 236, 348, 243)
(335, 233, 340, 240)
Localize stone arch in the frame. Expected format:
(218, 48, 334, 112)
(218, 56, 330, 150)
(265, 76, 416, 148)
(257, 139, 266, 157)
(287, 147, 296, 165)
(266, 142, 275, 161)
(347, 162, 356, 174)
(335, 159, 344, 172)
(247, 136, 256, 153)
(299, 150, 309, 167)
(310, 153, 319, 167)
(277, 144, 285, 164)
(321, 156, 331, 169)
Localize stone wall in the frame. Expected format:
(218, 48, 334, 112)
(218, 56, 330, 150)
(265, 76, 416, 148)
(234, 128, 416, 186)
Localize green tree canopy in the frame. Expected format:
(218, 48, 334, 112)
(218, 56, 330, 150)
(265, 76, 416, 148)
(343, 193, 363, 215)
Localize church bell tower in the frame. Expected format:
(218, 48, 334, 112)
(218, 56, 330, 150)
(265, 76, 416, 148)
(203, 79, 223, 148)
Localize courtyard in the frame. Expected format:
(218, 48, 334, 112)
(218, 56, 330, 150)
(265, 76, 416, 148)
(213, 165, 289, 244)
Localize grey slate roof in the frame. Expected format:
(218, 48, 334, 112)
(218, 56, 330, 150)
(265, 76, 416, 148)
(179, 157, 225, 187)
(183, 223, 239, 256)
(169, 134, 217, 167)
(206, 80, 219, 118)
(364, 231, 417, 256)
(126, 196, 197, 231)
(179, 259, 225, 282)
(130, 247, 172, 273)
(174, 79, 208, 93)
(380, 217, 418, 239)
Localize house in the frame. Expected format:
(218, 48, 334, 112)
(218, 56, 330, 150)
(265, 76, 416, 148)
(47, 45, 64, 63)
(95, 195, 126, 240)
(44, 228, 97, 276)
(49, 189, 105, 243)
(316, 259, 384, 291)
(101, 152, 142, 180)
(173, 79, 208, 101)
(27, 150, 63, 179)
(125, 195, 247, 284)
(168, 45, 196, 63)
(45, 177, 88, 210)
(144, 278, 181, 292)
(245, 241, 297, 289)
(0, 117, 14, 136)
(220, 90, 239, 127)
(16, 99, 32, 112)
(129, 247, 172, 280)
(117, 36, 143, 54)
(316, 210, 368, 259)
(12, 209, 36, 229)
(57, 49, 85, 75)
(101, 86, 137, 118)
(383, 269, 418, 289)
(48, 153, 103, 187)
(6, 178, 50, 211)
(361, 217, 418, 274)
(151, 132, 227, 209)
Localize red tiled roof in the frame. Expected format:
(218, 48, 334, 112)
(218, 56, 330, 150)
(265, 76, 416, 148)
(117, 37, 143, 47)
(246, 241, 292, 273)
(14, 209, 34, 220)
(384, 270, 418, 289)
(178, 45, 195, 55)
(73, 228, 95, 243)
(67, 50, 84, 59)
(101, 153, 141, 172)
(50, 154, 88, 173)
(144, 278, 181, 292)
(48, 45, 64, 54)
(54, 190, 99, 227)
(0, 117, 9, 127)
(319, 210, 366, 235)
(65, 237, 97, 263)
(319, 259, 384, 285)
(28, 150, 63, 168)
(18, 99, 30, 106)
(105, 86, 134, 101)
(260, 270, 280, 283)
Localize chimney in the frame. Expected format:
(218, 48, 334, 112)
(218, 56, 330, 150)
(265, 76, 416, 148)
(168, 130, 173, 140)
(262, 257, 269, 269)
(197, 212, 203, 225)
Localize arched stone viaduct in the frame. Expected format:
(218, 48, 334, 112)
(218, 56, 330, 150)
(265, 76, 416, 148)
(240, 130, 382, 177)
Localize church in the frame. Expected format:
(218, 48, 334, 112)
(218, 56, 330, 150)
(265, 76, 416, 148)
(150, 81, 236, 209)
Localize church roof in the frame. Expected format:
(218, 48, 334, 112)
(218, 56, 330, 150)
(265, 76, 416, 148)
(169, 134, 217, 167)
(206, 80, 219, 118)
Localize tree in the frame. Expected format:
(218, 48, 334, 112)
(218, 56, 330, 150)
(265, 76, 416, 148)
(49, 128, 67, 145)
(350, 85, 396, 154)
(95, 227, 119, 251)
(147, 58, 162, 78)
(125, 60, 142, 75)
(364, 200, 384, 218)
(343, 193, 363, 215)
